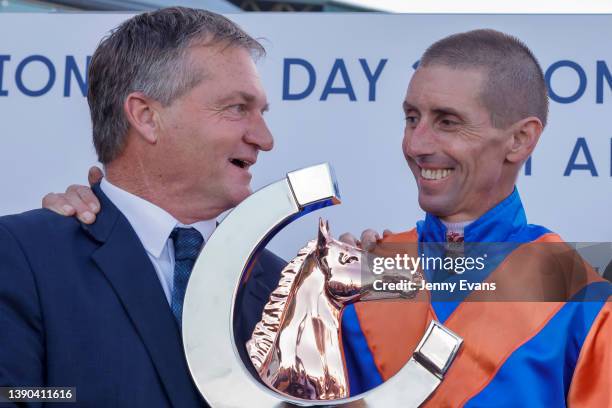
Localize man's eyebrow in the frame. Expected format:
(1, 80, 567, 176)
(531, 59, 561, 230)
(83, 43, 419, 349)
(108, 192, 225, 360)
(217, 91, 264, 106)
(216, 91, 269, 112)
(403, 102, 464, 119)
(402, 101, 416, 112)
(432, 107, 463, 118)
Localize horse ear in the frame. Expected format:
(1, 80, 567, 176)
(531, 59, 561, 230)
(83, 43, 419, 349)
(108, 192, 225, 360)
(317, 218, 330, 253)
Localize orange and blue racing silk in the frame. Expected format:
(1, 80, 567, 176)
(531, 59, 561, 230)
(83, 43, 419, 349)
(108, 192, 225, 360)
(341, 188, 612, 406)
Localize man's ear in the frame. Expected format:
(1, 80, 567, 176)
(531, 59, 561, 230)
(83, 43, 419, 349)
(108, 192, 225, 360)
(123, 92, 160, 145)
(506, 116, 543, 164)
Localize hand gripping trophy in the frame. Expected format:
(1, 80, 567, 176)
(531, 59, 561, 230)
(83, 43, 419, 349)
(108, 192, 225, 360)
(182, 164, 463, 407)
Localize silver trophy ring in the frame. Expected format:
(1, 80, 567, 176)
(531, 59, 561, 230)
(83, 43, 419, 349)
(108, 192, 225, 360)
(182, 163, 462, 407)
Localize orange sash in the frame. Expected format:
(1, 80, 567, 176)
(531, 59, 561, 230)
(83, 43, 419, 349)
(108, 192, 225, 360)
(355, 231, 608, 406)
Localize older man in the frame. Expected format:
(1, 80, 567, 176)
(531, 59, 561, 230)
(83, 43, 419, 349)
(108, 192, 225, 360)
(0, 8, 284, 407)
(44, 29, 611, 406)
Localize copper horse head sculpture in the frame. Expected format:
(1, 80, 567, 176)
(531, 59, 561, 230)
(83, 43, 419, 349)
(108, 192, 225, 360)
(246, 219, 422, 400)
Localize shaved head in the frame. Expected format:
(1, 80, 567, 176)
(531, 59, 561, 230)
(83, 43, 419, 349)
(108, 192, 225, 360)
(419, 29, 548, 129)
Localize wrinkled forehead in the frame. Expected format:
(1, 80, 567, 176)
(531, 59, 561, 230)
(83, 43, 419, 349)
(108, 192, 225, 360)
(405, 65, 488, 111)
(188, 43, 268, 101)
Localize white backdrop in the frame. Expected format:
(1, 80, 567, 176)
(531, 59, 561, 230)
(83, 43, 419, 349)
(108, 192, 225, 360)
(0, 13, 610, 260)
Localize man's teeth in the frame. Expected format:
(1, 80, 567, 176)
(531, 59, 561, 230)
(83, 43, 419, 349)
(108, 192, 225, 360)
(230, 159, 250, 169)
(421, 168, 452, 180)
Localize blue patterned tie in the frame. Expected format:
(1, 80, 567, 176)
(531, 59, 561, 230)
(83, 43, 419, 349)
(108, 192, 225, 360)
(170, 227, 204, 328)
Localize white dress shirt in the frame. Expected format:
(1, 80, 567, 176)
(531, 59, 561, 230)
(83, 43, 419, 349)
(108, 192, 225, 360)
(100, 178, 216, 305)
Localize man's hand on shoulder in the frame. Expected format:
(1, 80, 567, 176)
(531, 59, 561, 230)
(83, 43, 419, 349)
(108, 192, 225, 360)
(41, 166, 103, 224)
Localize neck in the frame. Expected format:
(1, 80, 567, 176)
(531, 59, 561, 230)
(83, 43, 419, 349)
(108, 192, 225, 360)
(441, 181, 516, 223)
(105, 158, 223, 224)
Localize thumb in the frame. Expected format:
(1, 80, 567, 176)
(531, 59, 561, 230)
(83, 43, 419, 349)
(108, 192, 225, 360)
(88, 166, 104, 186)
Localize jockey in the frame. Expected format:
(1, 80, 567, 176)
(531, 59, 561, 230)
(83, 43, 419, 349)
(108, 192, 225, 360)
(340, 29, 611, 406)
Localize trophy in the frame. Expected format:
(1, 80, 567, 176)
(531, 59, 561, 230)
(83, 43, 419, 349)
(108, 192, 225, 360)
(182, 164, 463, 407)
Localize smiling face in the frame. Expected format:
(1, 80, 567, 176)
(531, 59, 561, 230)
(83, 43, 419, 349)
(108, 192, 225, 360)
(155, 43, 273, 217)
(402, 65, 516, 222)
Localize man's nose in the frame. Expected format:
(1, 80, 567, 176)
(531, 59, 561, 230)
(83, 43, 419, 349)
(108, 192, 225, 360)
(403, 121, 436, 157)
(245, 113, 274, 151)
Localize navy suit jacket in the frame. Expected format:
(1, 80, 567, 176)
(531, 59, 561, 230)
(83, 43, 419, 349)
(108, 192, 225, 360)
(0, 185, 285, 407)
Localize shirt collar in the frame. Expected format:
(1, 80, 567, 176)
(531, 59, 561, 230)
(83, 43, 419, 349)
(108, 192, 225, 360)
(418, 187, 527, 243)
(100, 179, 216, 257)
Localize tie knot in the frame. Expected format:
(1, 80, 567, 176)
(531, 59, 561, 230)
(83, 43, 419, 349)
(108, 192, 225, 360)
(171, 227, 204, 261)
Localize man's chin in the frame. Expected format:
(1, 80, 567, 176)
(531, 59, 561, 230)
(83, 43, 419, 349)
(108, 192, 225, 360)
(418, 195, 454, 218)
(228, 187, 253, 208)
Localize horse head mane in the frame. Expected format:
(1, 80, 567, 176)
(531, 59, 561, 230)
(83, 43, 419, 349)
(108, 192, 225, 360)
(246, 239, 318, 371)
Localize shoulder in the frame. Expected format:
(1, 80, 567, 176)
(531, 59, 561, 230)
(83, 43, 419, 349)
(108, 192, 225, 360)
(519, 223, 559, 242)
(0, 209, 83, 256)
(0, 208, 80, 236)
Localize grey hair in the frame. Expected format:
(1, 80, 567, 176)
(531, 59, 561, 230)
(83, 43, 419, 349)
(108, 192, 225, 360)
(419, 29, 548, 129)
(88, 7, 265, 164)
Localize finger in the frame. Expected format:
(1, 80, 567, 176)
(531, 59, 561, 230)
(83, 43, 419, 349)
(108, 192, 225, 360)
(360, 229, 381, 250)
(382, 229, 394, 238)
(76, 185, 100, 213)
(88, 166, 104, 186)
(42, 193, 76, 216)
(65, 185, 96, 224)
(338, 233, 359, 247)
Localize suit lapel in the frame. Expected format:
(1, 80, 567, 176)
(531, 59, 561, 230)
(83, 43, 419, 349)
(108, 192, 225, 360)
(85, 184, 202, 408)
